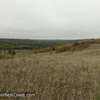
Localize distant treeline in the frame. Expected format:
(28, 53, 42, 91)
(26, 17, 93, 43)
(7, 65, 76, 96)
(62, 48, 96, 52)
(55, 39, 100, 52)
(1, 38, 100, 59)
(0, 39, 83, 50)
(0, 38, 100, 55)
(0, 38, 100, 52)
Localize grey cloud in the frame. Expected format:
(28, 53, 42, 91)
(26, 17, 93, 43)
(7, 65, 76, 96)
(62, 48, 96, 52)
(0, 0, 100, 39)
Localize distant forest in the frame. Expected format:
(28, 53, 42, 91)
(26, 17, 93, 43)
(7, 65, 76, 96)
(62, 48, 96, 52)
(0, 39, 83, 50)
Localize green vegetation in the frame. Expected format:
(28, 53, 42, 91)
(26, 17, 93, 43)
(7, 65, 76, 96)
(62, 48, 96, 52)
(0, 38, 99, 58)
(0, 39, 84, 59)
(0, 39, 82, 50)
(0, 38, 100, 99)
(0, 44, 100, 100)
(8, 49, 16, 55)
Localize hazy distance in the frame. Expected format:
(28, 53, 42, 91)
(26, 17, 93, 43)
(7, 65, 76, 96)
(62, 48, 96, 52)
(0, 0, 100, 40)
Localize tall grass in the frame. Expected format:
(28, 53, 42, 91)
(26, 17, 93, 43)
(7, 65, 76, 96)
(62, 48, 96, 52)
(0, 49, 100, 100)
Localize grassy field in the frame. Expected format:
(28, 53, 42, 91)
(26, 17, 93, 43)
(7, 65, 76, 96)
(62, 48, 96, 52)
(0, 44, 100, 100)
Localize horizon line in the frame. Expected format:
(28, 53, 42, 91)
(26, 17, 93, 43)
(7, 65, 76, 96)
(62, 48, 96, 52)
(0, 37, 98, 41)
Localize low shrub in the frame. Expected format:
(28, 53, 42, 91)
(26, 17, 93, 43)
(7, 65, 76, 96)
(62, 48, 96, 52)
(8, 49, 16, 55)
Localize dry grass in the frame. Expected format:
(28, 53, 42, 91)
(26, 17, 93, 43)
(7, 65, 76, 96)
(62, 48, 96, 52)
(0, 48, 100, 100)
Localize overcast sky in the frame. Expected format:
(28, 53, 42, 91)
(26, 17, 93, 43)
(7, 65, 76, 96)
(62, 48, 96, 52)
(0, 0, 100, 39)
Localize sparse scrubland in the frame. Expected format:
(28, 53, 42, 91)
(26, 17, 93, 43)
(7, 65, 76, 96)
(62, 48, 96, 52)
(0, 39, 100, 100)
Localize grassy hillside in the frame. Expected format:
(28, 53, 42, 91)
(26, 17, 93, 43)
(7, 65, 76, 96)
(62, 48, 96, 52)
(0, 42, 100, 100)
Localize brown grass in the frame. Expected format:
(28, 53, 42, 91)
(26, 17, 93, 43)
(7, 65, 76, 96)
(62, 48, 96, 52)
(0, 47, 100, 100)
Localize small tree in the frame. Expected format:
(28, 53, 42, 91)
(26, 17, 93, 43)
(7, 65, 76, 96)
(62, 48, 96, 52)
(8, 49, 12, 55)
(8, 49, 16, 55)
(73, 42, 79, 46)
(12, 50, 16, 55)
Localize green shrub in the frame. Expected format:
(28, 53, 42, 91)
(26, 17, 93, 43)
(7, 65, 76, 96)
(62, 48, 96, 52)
(73, 42, 79, 46)
(8, 49, 16, 55)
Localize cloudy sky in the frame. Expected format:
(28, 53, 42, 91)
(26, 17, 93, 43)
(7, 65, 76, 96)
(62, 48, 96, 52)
(0, 0, 100, 39)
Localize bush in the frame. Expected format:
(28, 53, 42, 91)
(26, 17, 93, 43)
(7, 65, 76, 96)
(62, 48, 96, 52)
(77, 43, 89, 49)
(73, 42, 79, 46)
(8, 49, 16, 55)
(39, 47, 53, 53)
(83, 40, 95, 44)
(56, 44, 73, 52)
